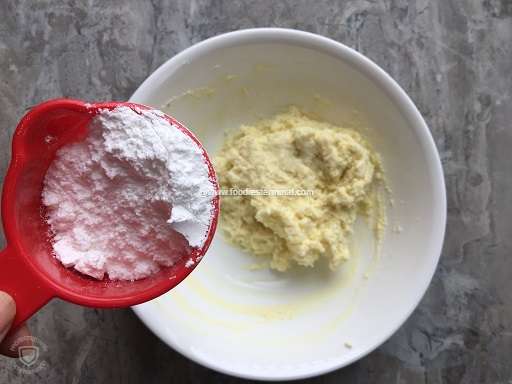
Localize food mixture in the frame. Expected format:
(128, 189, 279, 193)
(215, 107, 385, 272)
(42, 106, 215, 280)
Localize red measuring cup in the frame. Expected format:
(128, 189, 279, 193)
(0, 99, 219, 332)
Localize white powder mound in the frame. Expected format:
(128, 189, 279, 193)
(42, 106, 215, 280)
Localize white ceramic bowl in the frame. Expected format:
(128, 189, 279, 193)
(130, 28, 446, 381)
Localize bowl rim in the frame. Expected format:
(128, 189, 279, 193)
(130, 27, 447, 381)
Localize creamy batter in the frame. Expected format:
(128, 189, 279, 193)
(215, 107, 386, 272)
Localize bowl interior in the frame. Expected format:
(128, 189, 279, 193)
(131, 30, 445, 380)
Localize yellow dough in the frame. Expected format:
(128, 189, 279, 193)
(215, 107, 385, 272)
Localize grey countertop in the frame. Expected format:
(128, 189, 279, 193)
(1, 0, 511, 383)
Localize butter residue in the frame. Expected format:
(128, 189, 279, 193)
(164, 86, 215, 107)
(215, 107, 386, 272)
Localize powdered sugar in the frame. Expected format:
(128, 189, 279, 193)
(42, 106, 215, 280)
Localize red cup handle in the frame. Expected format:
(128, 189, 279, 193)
(0, 246, 53, 333)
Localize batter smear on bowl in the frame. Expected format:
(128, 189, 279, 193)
(42, 106, 215, 280)
(216, 107, 386, 272)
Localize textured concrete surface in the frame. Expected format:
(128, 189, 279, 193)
(0, 0, 511, 383)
